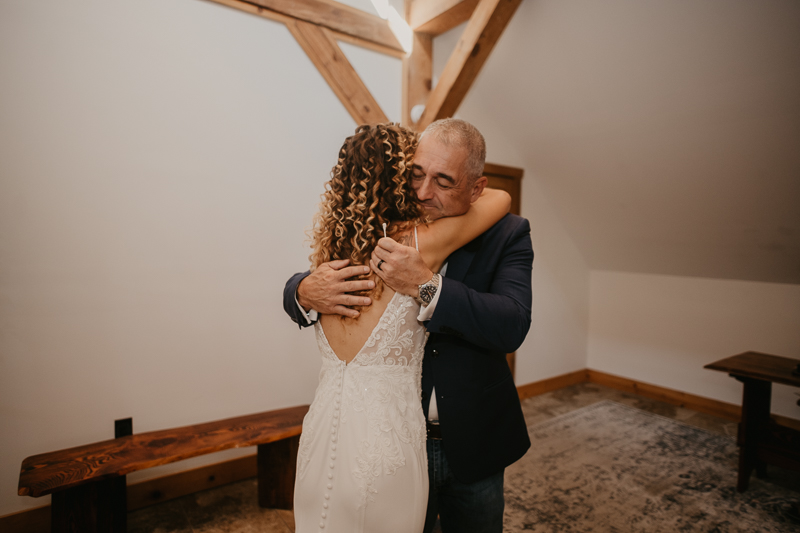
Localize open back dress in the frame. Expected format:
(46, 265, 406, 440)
(293, 285, 429, 532)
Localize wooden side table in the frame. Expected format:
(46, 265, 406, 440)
(705, 351, 800, 492)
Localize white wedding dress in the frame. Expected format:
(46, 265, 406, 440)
(294, 290, 429, 533)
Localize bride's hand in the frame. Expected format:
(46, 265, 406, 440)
(370, 238, 433, 298)
(298, 259, 375, 318)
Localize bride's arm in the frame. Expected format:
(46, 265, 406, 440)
(417, 187, 511, 273)
(368, 188, 510, 296)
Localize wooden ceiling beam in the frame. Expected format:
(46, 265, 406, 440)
(416, 0, 522, 130)
(287, 19, 389, 125)
(332, 29, 405, 59)
(248, 0, 404, 52)
(402, 31, 432, 128)
(206, 0, 522, 131)
(203, 0, 405, 54)
(408, 0, 479, 36)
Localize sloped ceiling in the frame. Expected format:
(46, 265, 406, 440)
(450, 0, 800, 285)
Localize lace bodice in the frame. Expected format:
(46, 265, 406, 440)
(316, 291, 426, 368)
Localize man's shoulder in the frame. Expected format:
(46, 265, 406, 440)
(486, 213, 530, 237)
(455, 213, 530, 255)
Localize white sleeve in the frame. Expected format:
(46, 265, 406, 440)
(295, 296, 319, 325)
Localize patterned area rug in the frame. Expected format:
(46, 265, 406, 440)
(504, 401, 800, 532)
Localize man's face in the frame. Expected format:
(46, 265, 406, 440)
(411, 136, 486, 220)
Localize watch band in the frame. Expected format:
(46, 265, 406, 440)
(416, 274, 440, 306)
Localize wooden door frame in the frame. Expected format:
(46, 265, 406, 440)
(483, 162, 524, 379)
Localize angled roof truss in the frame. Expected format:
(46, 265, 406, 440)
(202, 0, 521, 130)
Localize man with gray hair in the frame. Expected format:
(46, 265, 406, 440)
(284, 118, 533, 532)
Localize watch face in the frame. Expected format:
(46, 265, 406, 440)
(418, 275, 439, 305)
(420, 287, 434, 303)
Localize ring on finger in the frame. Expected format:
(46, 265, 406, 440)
(377, 259, 385, 271)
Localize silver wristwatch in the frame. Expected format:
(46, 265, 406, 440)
(416, 274, 440, 306)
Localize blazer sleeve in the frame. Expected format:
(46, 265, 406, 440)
(283, 270, 316, 329)
(425, 217, 533, 353)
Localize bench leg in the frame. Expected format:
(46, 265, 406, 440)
(257, 435, 300, 509)
(51, 475, 126, 533)
(736, 377, 771, 492)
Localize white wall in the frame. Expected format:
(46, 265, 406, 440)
(10, 0, 794, 519)
(0, 0, 401, 516)
(588, 271, 800, 418)
(515, 177, 591, 383)
(0, 0, 581, 517)
(433, 0, 800, 286)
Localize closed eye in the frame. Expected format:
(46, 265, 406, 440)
(435, 176, 455, 189)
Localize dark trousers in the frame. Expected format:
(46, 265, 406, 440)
(423, 439, 505, 533)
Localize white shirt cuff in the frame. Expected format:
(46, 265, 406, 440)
(295, 296, 319, 325)
(417, 275, 443, 322)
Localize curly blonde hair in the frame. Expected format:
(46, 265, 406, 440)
(309, 123, 423, 303)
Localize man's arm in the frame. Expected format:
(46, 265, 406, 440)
(283, 271, 314, 328)
(372, 217, 533, 354)
(427, 223, 533, 353)
(282, 259, 375, 327)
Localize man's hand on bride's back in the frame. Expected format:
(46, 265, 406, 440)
(370, 238, 433, 298)
(297, 259, 375, 319)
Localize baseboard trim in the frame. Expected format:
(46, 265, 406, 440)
(516, 368, 744, 421)
(517, 369, 588, 400)
(127, 454, 257, 510)
(0, 505, 50, 533)
(585, 369, 743, 421)
(583, 370, 797, 434)
(5, 368, 792, 532)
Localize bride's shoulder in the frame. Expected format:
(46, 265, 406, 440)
(392, 230, 415, 248)
(387, 223, 416, 247)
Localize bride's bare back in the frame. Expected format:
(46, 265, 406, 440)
(319, 287, 396, 364)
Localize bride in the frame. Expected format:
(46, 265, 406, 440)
(293, 123, 510, 533)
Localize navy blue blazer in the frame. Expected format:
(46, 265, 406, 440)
(283, 213, 533, 483)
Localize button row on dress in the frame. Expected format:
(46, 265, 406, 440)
(320, 366, 344, 531)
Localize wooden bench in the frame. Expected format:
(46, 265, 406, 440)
(705, 351, 800, 492)
(18, 405, 309, 533)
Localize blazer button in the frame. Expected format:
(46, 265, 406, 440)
(431, 349, 439, 357)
